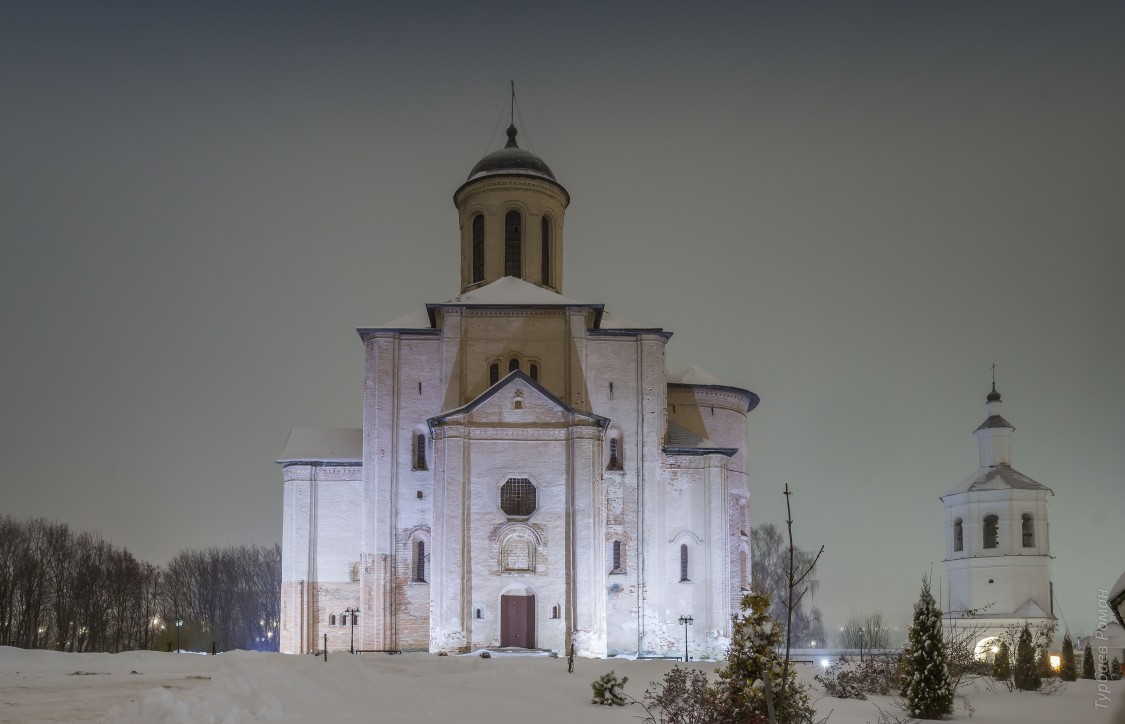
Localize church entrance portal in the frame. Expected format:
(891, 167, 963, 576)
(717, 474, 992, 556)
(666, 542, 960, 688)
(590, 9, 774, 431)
(500, 594, 535, 648)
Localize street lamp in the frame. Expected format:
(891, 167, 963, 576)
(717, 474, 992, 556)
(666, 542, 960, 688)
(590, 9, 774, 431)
(858, 626, 864, 663)
(175, 618, 183, 653)
(678, 615, 694, 662)
(345, 607, 360, 654)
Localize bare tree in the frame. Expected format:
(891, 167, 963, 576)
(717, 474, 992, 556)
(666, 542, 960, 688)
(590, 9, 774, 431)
(751, 523, 826, 647)
(839, 610, 892, 650)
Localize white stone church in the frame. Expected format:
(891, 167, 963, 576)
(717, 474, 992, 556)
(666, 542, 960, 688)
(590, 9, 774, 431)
(278, 123, 758, 657)
(941, 383, 1056, 657)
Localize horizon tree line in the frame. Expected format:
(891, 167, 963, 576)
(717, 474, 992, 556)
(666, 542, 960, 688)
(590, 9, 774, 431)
(0, 515, 279, 653)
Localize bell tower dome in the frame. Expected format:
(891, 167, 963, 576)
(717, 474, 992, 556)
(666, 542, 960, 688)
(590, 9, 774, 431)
(454, 122, 570, 295)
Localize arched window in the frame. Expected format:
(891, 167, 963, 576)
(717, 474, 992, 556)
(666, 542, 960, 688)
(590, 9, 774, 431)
(550, 604, 560, 619)
(611, 540, 623, 573)
(953, 518, 963, 552)
(489, 363, 499, 386)
(541, 217, 551, 285)
(341, 612, 348, 626)
(413, 432, 427, 471)
(329, 614, 336, 626)
(414, 540, 426, 582)
(1021, 513, 1034, 547)
(471, 214, 485, 283)
(529, 363, 539, 382)
(679, 544, 690, 582)
(504, 210, 522, 277)
(983, 514, 999, 549)
(475, 607, 483, 619)
(509, 357, 520, 373)
(739, 547, 750, 591)
(608, 436, 622, 470)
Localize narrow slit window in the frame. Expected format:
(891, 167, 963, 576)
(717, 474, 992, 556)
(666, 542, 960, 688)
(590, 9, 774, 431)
(541, 217, 551, 285)
(953, 518, 963, 552)
(414, 433, 427, 471)
(471, 214, 484, 283)
(612, 540, 622, 572)
(504, 210, 522, 277)
(329, 614, 336, 626)
(529, 363, 539, 382)
(1021, 514, 1034, 547)
(475, 607, 483, 619)
(608, 436, 621, 470)
(490, 363, 499, 386)
(679, 544, 690, 582)
(509, 357, 520, 373)
(983, 514, 999, 549)
(550, 604, 560, 619)
(414, 540, 426, 582)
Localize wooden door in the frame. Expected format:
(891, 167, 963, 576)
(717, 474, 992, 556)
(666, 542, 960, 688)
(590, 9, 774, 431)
(500, 594, 535, 648)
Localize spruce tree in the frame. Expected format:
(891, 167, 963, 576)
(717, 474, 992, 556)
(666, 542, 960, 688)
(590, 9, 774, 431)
(1082, 643, 1096, 679)
(1111, 657, 1123, 681)
(717, 591, 816, 724)
(1036, 644, 1055, 680)
(1059, 634, 1077, 682)
(992, 640, 1011, 681)
(904, 576, 954, 719)
(1012, 625, 1041, 691)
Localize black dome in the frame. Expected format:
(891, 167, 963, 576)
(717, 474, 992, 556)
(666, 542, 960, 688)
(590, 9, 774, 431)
(467, 124, 557, 182)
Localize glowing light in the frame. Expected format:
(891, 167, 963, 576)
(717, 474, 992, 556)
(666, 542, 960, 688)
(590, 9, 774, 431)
(991, 646, 999, 653)
(1050, 654, 1061, 670)
(820, 657, 832, 668)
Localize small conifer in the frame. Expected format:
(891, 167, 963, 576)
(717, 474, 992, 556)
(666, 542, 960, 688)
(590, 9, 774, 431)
(1036, 644, 1055, 679)
(1082, 643, 1096, 679)
(1012, 625, 1041, 691)
(992, 640, 1011, 681)
(1111, 657, 1123, 681)
(1059, 634, 1077, 682)
(904, 576, 954, 719)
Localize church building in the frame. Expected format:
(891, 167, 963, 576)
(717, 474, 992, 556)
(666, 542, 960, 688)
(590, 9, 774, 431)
(941, 382, 1056, 657)
(277, 122, 759, 657)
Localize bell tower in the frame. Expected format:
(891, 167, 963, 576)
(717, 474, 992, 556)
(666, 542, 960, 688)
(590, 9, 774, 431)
(453, 120, 569, 295)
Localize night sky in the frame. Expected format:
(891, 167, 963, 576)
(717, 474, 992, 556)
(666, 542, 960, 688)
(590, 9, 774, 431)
(2, 1, 1122, 640)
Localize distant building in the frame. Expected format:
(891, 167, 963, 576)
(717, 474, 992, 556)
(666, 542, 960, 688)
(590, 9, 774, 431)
(941, 383, 1056, 656)
(277, 122, 758, 657)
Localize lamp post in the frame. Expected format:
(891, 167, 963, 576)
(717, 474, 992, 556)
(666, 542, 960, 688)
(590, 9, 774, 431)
(345, 607, 360, 654)
(175, 618, 183, 653)
(678, 615, 694, 662)
(858, 626, 864, 663)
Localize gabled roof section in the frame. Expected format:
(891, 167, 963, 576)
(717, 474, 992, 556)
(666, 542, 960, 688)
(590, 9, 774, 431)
(277, 427, 362, 464)
(425, 276, 604, 327)
(974, 414, 1014, 432)
(663, 421, 737, 458)
(668, 365, 723, 385)
(428, 369, 609, 429)
(942, 463, 1052, 498)
(1010, 598, 1052, 619)
(1110, 571, 1125, 628)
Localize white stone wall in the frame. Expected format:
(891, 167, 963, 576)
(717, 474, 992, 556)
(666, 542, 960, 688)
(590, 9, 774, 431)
(279, 463, 362, 654)
(285, 304, 751, 659)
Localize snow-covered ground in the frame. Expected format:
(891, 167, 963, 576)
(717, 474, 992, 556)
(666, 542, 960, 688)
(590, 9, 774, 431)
(1, 646, 1121, 723)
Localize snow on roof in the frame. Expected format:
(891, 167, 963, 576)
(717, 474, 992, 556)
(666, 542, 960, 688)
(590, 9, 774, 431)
(1110, 571, 1125, 627)
(374, 307, 433, 329)
(666, 421, 718, 448)
(442, 276, 588, 306)
(1010, 598, 1051, 619)
(598, 311, 651, 329)
(667, 365, 723, 386)
(943, 464, 1052, 497)
(277, 427, 362, 464)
